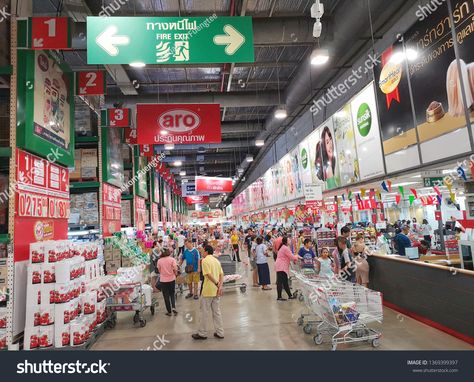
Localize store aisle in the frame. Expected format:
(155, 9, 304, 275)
(92, 258, 472, 351)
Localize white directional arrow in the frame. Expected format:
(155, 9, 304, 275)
(96, 25, 130, 56)
(213, 25, 245, 55)
(33, 38, 44, 48)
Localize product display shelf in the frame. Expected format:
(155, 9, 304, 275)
(75, 136, 99, 144)
(315, 230, 337, 255)
(350, 229, 376, 247)
(70, 181, 100, 190)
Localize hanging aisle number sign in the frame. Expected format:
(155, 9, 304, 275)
(124, 128, 137, 144)
(101, 108, 131, 127)
(139, 145, 154, 157)
(30, 17, 72, 49)
(76, 71, 106, 96)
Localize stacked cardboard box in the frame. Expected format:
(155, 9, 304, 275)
(70, 193, 99, 226)
(0, 258, 6, 289)
(80, 149, 98, 179)
(70, 149, 82, 180)
(121, 200, 132, 226)
(103, 242, 122, 274)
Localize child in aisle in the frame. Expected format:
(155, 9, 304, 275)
(316, 247, 334, 278)
(297, 239, 316, 269)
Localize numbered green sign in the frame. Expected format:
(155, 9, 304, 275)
(87, 16, 254, 65)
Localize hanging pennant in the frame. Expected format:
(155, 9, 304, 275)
(436, 195, 442, 205)
(450, 192, 456, 203)
(409, 195, 415, 206)
(410, 188, 418, 199)
(342, 194, 345, 201)
(395, 194, 401, 204)
(348, 191, 353, 200)
(398, 186, 405, 198)
(381, 181, 389, 193)
(377, 190, 382, 201)
(457, 166, 467, 181)
(360, 188, 366, 198)
(387, 180, 392, 192)
(433, 186, 441, 196)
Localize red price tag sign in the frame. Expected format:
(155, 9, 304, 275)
(30, 17, 71, 49)
(48, 198, 70, 219)
(124, 128, 137, 144)
(108, 108, 131, 127)
(76, 71, 106, 96)
(17, 192, 48, 218)
(139, 145, 154, 157)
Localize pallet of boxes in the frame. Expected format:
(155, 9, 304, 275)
(103, 241, 123, 275)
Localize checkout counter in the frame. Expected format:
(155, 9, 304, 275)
(368, 253, 474, 344)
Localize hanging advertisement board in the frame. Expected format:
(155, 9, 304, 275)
(136, 104, 222, 144)
(101, 126, 124, 188)
(351, 83, 385, 180)
(17, 50, 75, 167)
(102, 183, 122, 237)
(151, 202, 159, 234)
(195, 176, 232, 193)
(134, 196, 147, 231)
(333, 104, 360, 186)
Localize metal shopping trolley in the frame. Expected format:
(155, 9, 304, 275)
(106, 282, 157, 328)
(304, 279, 383, 350)
(218, 254, 247, 293)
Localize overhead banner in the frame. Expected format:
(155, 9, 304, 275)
(136, 104, 221, 144)
(315, 118, 340, 190)
(195, 176, 232, 193)
(182, 182, 196, 197)
(351, 83, 385, 180)
(102, 183, 122, 237)
(185, 195, 210, 205)
(303, 184, 323, 209)
(87, 16, 255, 65)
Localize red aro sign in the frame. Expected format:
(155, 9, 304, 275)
(195, 176, 232, 193)
(356, 199, 377, 210)
(30, 17, 71, 49)
(185, 195, 210, 205)
(102, 183, 122, 237)
(76, 71, 106, 96)
(435, 211, 442, 221)
(420, 195, 439, 206)
(136, 104, 222, 144)
(107, 108, 131, 127)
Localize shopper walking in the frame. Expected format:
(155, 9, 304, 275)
(177, 231, 186, 257)
(150, 240, 162, 292)
(157, 249, 178, 316)
(250, 235, 259, 287)
(275, 236, 298, 301)
(244, 229, 253, 262)
(180, 240, 200, 300)
(255, 237, 272, 290)
(192, 245, 224, 340)
(230, 230, 241, 262)
(420, 219, 432, 244)
(336, 236, 356, 283)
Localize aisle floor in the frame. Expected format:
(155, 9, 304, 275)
(92, 259, 473, 351)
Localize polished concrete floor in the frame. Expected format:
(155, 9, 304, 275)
(92, 257, 473, 351)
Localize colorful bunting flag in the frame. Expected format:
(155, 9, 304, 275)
(433, 186, 441, 196)
(436, 195, 442, 205)
(360, 188, 366, 198)
(381, 181, 389, 192)
(348, 191, 353, 200)
(398, 186, 405, 198)
(410, 188, 418, 199)
(395, 194, 401, 204)
(409, 195, 415, 206)
(457, 166, 467, 181)
(387, 180, 392, 192)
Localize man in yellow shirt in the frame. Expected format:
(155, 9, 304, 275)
(192, 245, 224, 340)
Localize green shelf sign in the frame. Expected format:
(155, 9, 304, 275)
(87, 16, 255, 65)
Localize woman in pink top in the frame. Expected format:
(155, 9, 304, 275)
(157, 249, 179, 316)
(275, 236, 298, 301)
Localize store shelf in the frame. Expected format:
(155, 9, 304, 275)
(0, 234, 10, 243)
(70, 181, 100, 189)
(0, 147, 12, 158)
(76, 136, 99, 144)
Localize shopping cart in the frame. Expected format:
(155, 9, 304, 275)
(218, 254, 247, 293)
(299, 276, 383, 350)
(106, 282, 157, 328)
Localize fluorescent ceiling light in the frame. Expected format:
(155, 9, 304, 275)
(182, 179, 188, 183)
(405, 48, 418, 61)
(310, 48, 330, 66)
(255, 139, 265, 147)
(129, 62, 146, 68)
(164, 143, 175, 150)
(274, 106, 288, 120)
(391, 181, 420, 187)
(179, 171, 186, 176)
(410, 175, 422, 178)
(173, 161, 183, 167)
(245, 155, 254, 163)
(389, 52, 405, 64)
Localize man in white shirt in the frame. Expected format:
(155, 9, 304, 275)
(177, 231, 186, 257)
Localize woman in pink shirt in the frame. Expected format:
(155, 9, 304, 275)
(157, 248, 179, 316)
(275, 236, 298, 301)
